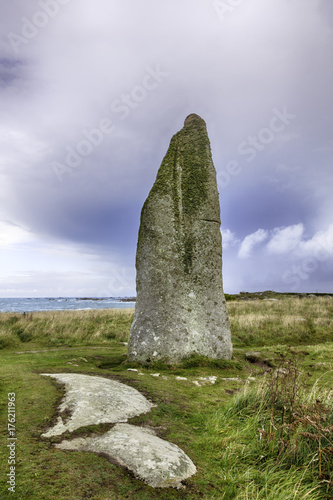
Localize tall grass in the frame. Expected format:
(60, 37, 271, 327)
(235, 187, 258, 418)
(0, 308, 134, 349)
(1, 296, 332, 350)
(229, 296, 333, 347)
(208, 352, 333, 498)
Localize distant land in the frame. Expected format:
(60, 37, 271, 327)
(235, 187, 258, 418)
(224, 291, 333, 301)
(80, 292, 333, 302)
(76, 297, 136, 302)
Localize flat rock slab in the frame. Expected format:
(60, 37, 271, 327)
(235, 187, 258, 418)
(56, 423, 196, 489)
(41, 373, 152, 437)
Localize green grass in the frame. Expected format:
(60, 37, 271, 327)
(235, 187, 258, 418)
(0, 308, 133, 350)
(229, 295, 333, 347)
(0, 297, 333, 499)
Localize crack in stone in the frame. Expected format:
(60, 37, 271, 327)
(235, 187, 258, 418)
(200, 218, 220, 223)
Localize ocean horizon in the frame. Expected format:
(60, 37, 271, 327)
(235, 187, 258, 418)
(0, 297, 135, 313)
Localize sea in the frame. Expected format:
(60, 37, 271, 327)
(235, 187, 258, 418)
(0, 297, 135, 314)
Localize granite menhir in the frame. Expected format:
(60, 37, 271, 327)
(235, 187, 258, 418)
(128, 114, 232, 364)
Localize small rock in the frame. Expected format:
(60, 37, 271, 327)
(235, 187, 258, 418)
(225, 389, 240, 395)
(221, 377, 241, 382)
(127, 368, 139, 372)
(150, 373, 160, 377)
(175, 376, 188, 381)
(198, 376, 217, 385)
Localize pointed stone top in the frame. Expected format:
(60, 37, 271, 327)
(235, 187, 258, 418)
(184, 113, 206, 129)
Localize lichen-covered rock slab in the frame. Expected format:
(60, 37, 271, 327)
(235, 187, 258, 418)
(41, 373, 152, 437)
(56, 423, 196, 489)
(128, 114, 232, 364)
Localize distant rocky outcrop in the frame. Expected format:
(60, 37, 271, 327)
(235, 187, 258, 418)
(128, 114, 232, 364)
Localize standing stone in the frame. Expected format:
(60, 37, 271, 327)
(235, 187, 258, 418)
(128, 114, 232, 364)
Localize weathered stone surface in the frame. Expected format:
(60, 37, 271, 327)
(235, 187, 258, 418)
(41, 373, 152, 437)
(56, 423, 196, 489)
(128, 114, 232, 364)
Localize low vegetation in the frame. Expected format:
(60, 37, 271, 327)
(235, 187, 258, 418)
(229, 295, 333, 347)
(0, 296, 332, 499)
(0, 308, 133, 349)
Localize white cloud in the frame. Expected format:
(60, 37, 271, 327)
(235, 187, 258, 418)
(222, 223, 333, 293)
(238, 229, 268, 258)
(239, 223, 333, 262)
(221, 228, 239, 249)
(291, 224, 333, 260)
(0, 220, 34, 247)
(0, 218, 135, 297)
(266, 224, 304, 254)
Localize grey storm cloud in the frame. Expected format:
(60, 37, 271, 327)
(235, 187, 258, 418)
(0, 0, 332, 296)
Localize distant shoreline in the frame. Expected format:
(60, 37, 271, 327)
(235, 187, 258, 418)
(0, 297, 135, 314)
(1, 293, 332, 314)
(224, 291, 333, 301)
(119, 291, 333, 302)
(67, 297, 137, 302)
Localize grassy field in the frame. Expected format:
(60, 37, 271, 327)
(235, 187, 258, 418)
(0, 296, 333, 499)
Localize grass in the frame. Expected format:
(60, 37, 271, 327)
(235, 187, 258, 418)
(229, 295, 333, 347)
(0, 308, 133, 349)
(0, 297, 333, 499)
(208, 353, 333, 498)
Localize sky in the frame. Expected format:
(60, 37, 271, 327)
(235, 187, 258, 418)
(0, 0, 332, 297)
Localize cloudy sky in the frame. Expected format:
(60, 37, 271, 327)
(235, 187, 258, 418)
(0, 0, 332, 297)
